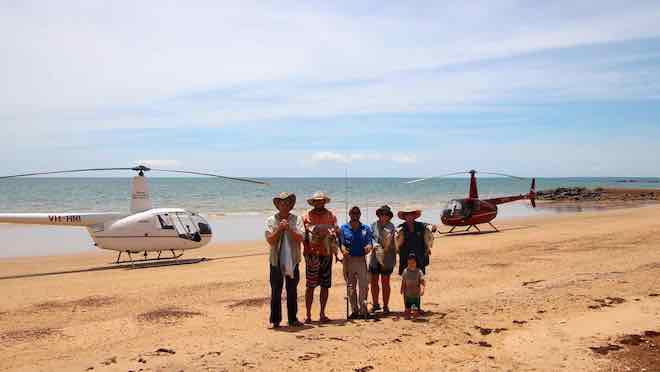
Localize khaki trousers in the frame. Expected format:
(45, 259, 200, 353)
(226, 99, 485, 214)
(343, 255, 368, 315)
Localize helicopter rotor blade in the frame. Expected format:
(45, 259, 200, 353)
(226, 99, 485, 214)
(479, 171, 527, 180)
(149, 169, 269, 185)
(0, 166, 269, 185)
(0, 168, 136, 179)
(404, 171, 469, 184)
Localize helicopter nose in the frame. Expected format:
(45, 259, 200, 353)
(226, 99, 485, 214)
(198, 217, 212, 236)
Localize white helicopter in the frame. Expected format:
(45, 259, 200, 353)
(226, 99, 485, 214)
(0, 165, 268, 263)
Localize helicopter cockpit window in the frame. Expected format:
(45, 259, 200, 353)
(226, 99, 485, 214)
(449, 200, 463, 215)
(157, 214, 174, 230)
(173, 213, 202, 242)
(442, 200, 463, 218)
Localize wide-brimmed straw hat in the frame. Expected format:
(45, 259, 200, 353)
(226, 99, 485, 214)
(397, 205, 422, 220)
(273, 192, 296, 208)
(376, 205, 394, 218)
(307, 191, 331, 206)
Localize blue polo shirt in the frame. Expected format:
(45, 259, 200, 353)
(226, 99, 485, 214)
(340, 223, 373, 256)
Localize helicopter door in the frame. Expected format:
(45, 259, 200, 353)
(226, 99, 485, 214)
(173, 213, 202, 242)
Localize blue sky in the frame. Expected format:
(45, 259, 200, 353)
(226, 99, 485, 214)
(1, 1, 660, 177)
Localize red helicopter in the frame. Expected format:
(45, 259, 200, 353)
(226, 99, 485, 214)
(407, 170, 536, 233)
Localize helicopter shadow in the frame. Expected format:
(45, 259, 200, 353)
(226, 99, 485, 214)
(438, 225, 537, 237)
(0, 257, 206, 281)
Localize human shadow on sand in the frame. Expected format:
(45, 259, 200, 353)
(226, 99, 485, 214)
(272, 324, 315, 333)
(387, 310, 442, 322)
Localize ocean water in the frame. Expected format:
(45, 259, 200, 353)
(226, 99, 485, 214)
(1, 177, 659, 215)
(0, 177, 658, 257)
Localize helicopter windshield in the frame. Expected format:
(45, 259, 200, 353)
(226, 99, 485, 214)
(172, 212, 202, 242)
(191, 214, 212, 235)
(443, 200, 464, 218)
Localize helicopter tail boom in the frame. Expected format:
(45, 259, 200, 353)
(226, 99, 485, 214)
(484, 178, 537, 208)
(0, 213, 121, 227)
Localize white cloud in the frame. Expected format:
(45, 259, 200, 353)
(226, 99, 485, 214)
(2, 0, 660, 128)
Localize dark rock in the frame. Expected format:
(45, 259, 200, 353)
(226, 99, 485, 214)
(619, 334, 645, 346)
(101, 357, 117, 365)
(589, 344, 622, 355)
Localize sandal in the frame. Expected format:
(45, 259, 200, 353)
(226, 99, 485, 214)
(320, 315, 332, 323)
(289, 320, 304, 327)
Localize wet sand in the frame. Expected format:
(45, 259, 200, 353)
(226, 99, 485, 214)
(0, 206, 659, 371)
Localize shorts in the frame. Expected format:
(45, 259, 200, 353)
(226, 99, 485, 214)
(305, 254, 333, 289)
(404, 295, 421, 310)
(368, 260, 394, 276)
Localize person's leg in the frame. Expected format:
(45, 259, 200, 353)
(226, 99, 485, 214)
(304, 255, 319, 323)
(269, 265, 284, 326)
(319, 255, 333, 321)
(403, 295, 411, 318)
(357, 260, 368, 315)
(305, 287, 314, 322)
(285, 264, 300, 325)
(347, 258, 358, 315)
(370, 272, 380, 309)
(381, 274, 391, 310)
(320, 287, 329, 319)
(412, 296, 421, 318)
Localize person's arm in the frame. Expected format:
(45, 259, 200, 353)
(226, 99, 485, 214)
(395, 227, 405, 253)
(265, 218, 285, 246)
(364, 225, 374, 255)
(419, 274, 426, 296)
(288, 216, 305, 243)
(339, 226, 350, 256)
(371, 223, 381, 249)
(400, 275, 405, 295)
(332, 214, 340, 236)
(424, 224, 434, 255)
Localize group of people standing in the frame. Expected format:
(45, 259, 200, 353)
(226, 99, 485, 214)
(265, 191, 434, 328)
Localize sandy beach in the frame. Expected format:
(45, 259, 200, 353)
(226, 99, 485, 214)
(1, 205, 659, 372)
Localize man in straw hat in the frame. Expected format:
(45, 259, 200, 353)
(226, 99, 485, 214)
(265, 192, 305, 328)
(368, 205, 397, 314)
(303, 191, 339, 323)
(395, 206, 435, 277)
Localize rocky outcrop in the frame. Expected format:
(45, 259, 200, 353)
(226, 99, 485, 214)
(536, 187, 658, 202)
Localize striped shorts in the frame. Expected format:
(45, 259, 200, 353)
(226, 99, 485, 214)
(305, 255, 333, 289)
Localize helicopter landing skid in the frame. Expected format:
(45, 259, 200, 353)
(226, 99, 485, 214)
(115, 249, 184, 264)
(445, 222, 499, 234)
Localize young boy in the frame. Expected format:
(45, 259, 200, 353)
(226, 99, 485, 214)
(400, 253, 425, 318)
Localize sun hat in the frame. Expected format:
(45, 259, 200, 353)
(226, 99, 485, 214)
(397, 205, 422, 220)
(273, 192, 296, 208)
(307, 191, 331, 206)
(376, 205, 394, 218)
